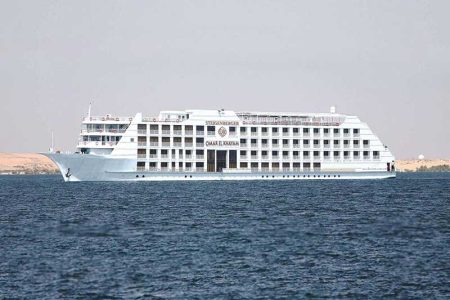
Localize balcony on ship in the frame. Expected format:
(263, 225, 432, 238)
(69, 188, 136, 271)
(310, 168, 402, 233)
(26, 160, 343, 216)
(173, 125, 182, 136)
(150, 124, 159, 135)
(185, 137, 193, 147)
(137, 137, 147, 148)
(161, 137, 170, 147)
(162, 125, 170, 135)
(150, 137, 159, 147)
(137, 149, 146, 159)
(138, 124, 147, 135)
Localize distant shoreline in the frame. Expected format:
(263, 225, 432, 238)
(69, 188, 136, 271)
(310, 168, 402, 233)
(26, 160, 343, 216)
(0, 153, 449, 174)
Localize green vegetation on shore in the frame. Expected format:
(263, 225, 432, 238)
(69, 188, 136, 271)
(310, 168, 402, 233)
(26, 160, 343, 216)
(416, 165, 450, 172)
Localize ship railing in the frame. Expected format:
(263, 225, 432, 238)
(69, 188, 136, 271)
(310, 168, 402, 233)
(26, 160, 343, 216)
(84, 116, 132, 122)
(78, 141, 118, 146)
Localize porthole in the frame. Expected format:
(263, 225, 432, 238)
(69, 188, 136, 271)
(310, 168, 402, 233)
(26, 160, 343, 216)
(142, 175, 145, 178)
(185, 175, 187, 178)
(135, 175, 139, 178)
(190, 175, 192, 178)
(266, 175, 269, 178)
(338, 175, 341, 178)
(272, 175, 275, 178)
(308, 175, 310, 178)
(262, 175, 264, 178)
(287, 175, 290, 178)
(283, 175, 285, 178)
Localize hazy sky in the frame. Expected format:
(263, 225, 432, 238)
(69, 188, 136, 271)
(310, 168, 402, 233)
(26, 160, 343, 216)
(1, 0, 449, 158)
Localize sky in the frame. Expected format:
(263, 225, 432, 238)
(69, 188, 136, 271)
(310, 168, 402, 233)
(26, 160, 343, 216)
(1, 0, 449, 158)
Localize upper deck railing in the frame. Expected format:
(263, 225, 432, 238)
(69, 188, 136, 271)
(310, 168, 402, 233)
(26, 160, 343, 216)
(236, 113, 345, 126)
(83, 116, 132, 123)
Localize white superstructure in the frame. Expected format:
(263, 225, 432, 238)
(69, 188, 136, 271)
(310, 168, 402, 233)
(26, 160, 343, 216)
(44, 108, 396, 181)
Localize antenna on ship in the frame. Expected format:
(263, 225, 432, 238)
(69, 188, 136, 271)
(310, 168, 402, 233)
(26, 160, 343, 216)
(49, 131, 54, 153)
(88, 102, 92, 118)
(330, 106, 336, 114)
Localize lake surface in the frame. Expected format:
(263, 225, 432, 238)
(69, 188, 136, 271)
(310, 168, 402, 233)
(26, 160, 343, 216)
(0, 173, 449, 299)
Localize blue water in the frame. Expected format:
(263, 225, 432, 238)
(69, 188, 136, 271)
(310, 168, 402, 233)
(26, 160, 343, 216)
(0, 173, 449, 299)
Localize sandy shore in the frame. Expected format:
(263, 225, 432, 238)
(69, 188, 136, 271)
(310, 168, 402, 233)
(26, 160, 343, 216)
(0, 153, 449, 174)
(0, 153, 58, 174)
(395, 159, 450, 172)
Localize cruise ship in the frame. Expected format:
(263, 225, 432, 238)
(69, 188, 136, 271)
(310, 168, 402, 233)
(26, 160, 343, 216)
(44, 108, 396, 181)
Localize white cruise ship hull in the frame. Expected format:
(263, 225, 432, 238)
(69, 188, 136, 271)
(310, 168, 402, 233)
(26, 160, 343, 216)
(44, 153, 396, 182)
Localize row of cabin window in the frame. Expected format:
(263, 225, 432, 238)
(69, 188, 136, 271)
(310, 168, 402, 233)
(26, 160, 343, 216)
(137, 162, 323, 169)
(240, 139, 369, 145)
(241, 150, 379, 157)
(138, 124, 359, 134)
(139, 137, 370, 145)
(137, 149, 379, 157)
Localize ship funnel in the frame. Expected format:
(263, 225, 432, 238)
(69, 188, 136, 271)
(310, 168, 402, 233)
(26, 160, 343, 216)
(330, 106, 336, 114)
